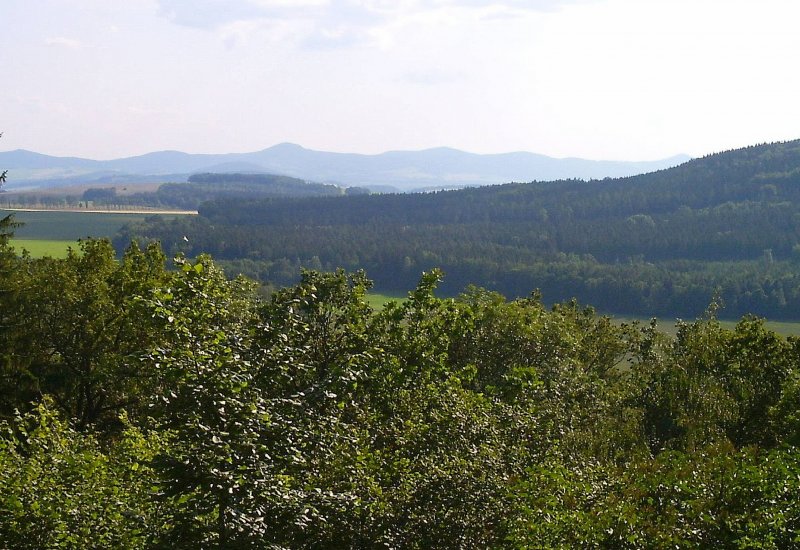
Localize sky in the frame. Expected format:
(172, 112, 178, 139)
(2, 0, 800, 161)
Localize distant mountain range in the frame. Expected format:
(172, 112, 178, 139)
(0, 143, 691, 192)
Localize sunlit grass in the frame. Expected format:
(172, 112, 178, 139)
(366, 292, 407, 310)
(10, 239, 76, 259)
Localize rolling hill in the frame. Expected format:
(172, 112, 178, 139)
(0, 143, 689, 192)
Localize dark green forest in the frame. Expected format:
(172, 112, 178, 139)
(3, 225, 800, 547)
(117, 139, 800, 319)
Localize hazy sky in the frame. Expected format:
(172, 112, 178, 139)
(3, 0, 800, 160)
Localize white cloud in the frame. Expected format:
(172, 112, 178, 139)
(44, 37, 83, 49)
(157, 0, 266, 28)
(250, 0, 329, 7)
(218, 17, 305, 47)
(438, 0, 595, 9)
(402, 69, 465, 85)
(154, 0, 598, 48)
(156, 0, 333, 28)
(126, 105, 180, 117)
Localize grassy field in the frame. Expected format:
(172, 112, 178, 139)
(366, 292, 407, 309)
(2, 210, 149, 240)
(10, 239, 76, 259)
(0, 209, 192, 241)
(1, 209, 189, 258)
(610, 315, 800, 338)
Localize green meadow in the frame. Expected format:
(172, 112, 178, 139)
(2, 210, 154, 241)
(2, 209, 191, 258)
(611, 315, 800, 338)
(365, 292, 407, 310)
(10, 239, 75, 259)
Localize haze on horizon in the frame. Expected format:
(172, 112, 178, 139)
(2, 0, 800, 162)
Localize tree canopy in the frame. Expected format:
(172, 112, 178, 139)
(2, 240, 800, 547)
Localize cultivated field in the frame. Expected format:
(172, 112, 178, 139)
(2, 209, 192, 258)
(1, 209, 184, 241)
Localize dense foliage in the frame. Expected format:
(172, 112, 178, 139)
(2, 234, 800, 548)
(118, 139, 800, 318)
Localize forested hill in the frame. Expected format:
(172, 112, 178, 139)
(199, 140, 800, 226)
(135, 172, 350, 209)
(117, 139, 800, 319)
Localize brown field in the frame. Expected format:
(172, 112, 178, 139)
(3, 181, 164, 197)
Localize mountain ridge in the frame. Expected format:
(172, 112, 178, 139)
(0, 143, 691, 192)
